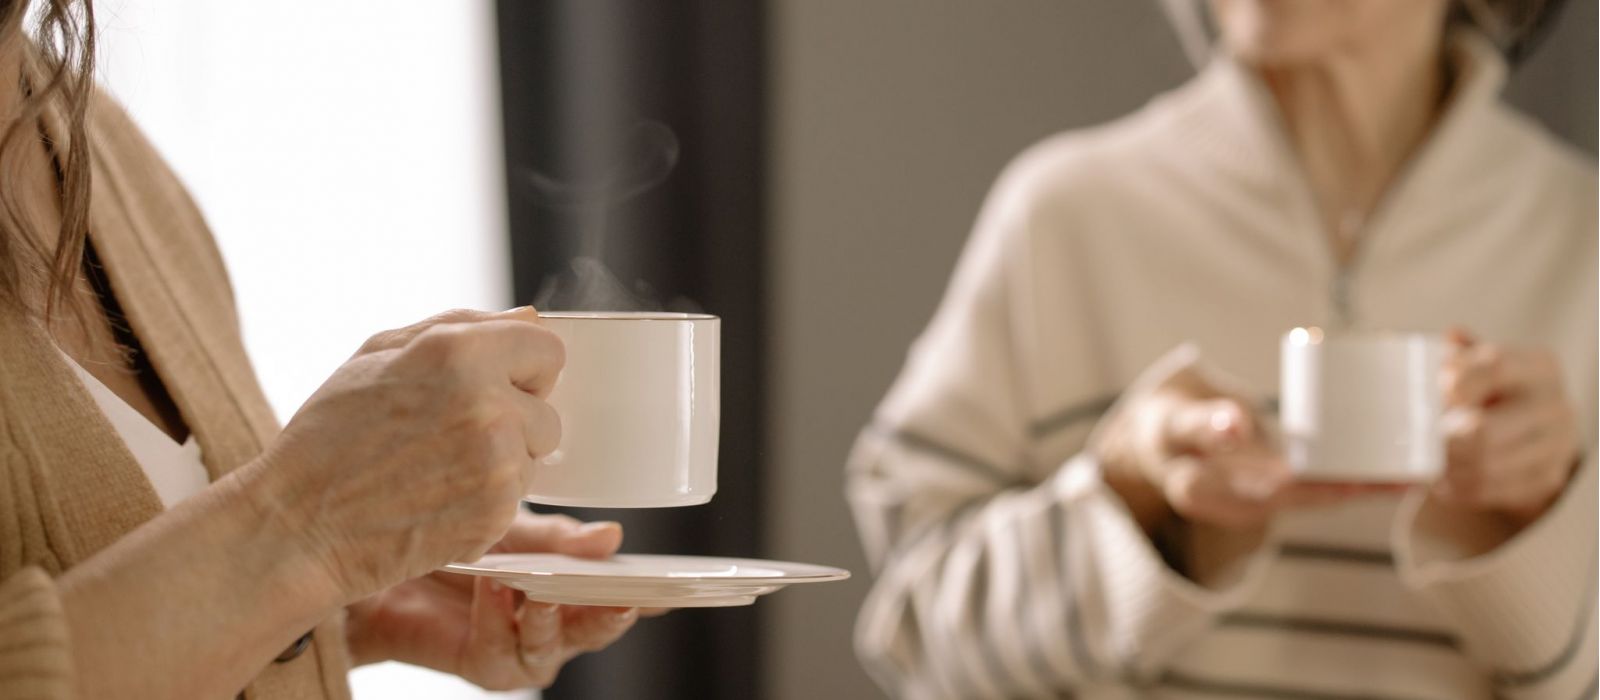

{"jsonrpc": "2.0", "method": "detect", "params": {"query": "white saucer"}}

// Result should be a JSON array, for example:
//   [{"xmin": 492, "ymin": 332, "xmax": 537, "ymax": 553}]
[{"xmin": 442, "ymin": 554, "xmax": 850, "ymax": 607}]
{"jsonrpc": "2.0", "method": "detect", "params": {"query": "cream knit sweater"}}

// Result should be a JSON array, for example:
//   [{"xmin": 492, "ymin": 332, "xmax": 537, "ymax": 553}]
[{"xmin": 848, "ymin": 33, "xmax": 1597, "ymax": 700}]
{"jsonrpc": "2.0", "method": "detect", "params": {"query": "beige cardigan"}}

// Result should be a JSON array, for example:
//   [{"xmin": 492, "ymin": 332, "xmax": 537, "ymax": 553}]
[{"xmin": 0, "ymin": 78, "xmax": 352, "ymax": 698}]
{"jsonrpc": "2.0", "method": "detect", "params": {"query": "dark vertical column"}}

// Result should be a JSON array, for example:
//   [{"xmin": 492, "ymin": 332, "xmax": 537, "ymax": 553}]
[{"xmin": 495, "ymin": 3, "xmax": 766, "ymax": 699}]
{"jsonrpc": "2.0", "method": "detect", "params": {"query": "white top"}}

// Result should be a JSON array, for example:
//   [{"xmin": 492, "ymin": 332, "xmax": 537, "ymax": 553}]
[
  {"xmin": 849, "ymin": 31, "xmax": 1596, "ymax": 700},
  {"xmin": 63, "ymin": 354, "xmax": 209, "ymax": 509}
]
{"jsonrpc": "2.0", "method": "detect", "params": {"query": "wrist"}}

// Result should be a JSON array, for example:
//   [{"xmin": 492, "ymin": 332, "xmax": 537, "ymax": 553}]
[
  {"xmin": 1100, "ymin": 459, "xmax": 1172, "ymax": 535},
  {"xmin": 231, "ymin": 454, "xmax": 351, "ymax": 608}
]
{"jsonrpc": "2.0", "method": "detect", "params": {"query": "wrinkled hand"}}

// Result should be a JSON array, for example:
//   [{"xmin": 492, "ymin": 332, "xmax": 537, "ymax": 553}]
[
  {"xmin": 1432, "ymin": 329, "xmax": 1579, "ymax": 530},
  {"xmin": 249, "ymin": 308, "xmax": 564, "ymax": 603},
  {"xmin": 1097, "ymin": 346, "xmax": 1397, "ymax": 533},
  {"xmin": 346, "ymin": 513, "xmax": 647, "ymax": 690}
]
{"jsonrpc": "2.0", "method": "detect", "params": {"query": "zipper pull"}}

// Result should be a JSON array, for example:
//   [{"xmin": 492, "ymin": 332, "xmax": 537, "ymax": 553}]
[{"xmin": 1331, "ymin": 267, "xmax": 1354, "ymax": 328}]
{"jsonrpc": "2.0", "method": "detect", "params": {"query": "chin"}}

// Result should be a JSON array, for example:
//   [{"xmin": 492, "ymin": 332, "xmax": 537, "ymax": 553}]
[
  {"xmin": 1211, "ymin": 0, "xmax": 1347, "ymax": 66},
  {"xmin": 1225, "ymin": 37, "xmax": 1334, "ymax": 66}
]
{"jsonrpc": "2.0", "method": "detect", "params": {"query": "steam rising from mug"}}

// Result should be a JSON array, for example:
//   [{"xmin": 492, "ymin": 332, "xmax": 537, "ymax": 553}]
[{"xmin": 520, "ymin": 121, "xmax": 687, "ymax": 312}]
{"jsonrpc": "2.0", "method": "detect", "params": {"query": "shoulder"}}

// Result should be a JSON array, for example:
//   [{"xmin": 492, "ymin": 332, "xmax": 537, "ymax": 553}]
[
  {"xmin": 86, "ymin": 88, "xmax": 190, "ymax": 196},
  {"xmin": 84, "ymin": 87, "xmax": 238, "ymax": 304},
  {"xmin": 1480, "ymin": 105, "xmax": 1598, "ymax": 266},
  {"xmin": 980, "ymin": 101, "xmax": 1181, "ymax": 233},
  {"xmin": 1480, "ymin": 104, "xmax": 1597, "ymax": 205}
]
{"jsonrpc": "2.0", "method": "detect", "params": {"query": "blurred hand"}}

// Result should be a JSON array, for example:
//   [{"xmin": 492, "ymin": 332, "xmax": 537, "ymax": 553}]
[
  {"xmin": 346, "ymin": 513, "xmax": 646, "ymax": 690},
  {"xmin": 1432, "ymin": 328, "xmax": 1579, "ymax": 529},
  {"xmin": 245, "ymin": 308, "xmax": 565, "ymax": 602},
  {"xmin": 1097, "ymin": 346, "xmax": 1396, "ymax": 533}
]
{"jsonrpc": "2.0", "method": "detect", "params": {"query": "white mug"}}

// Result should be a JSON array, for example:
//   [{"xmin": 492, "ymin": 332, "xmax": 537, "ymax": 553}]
[
  {"xmin": 526, "ymin": 312, "xmax": 720, "ymax": 507},
  {"xmin": 1279, "ymin": 328, "xmax": 1445, "ymax": 482}
]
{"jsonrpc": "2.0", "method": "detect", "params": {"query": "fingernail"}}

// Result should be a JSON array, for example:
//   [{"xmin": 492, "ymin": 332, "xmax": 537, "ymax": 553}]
[
  {"xmin": 1210, "ymin": 408, "xmax": 1235, "ymax": 433},
  {"xmin": 528, "ymin": 601, "xmax": 558, "ymax": 616},
  {"xmin": 578, "ymin": 521, "xmax": 622, "ymax": 535},
  {"xmin": 489, "ymin": 580, "xmax": 505, "ymax": 593},
  {"xmin": 611, "ymin": 608, "xmax": 639, "ymax": 623},
  {"xmin": 1209, "ymin": 409, "xmax": 1243, "ymax": 449}
]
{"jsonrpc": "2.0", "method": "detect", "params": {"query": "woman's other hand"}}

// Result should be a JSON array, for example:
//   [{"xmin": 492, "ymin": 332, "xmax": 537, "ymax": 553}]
[
  {"xmin": 244, "ymin": 307, "xmax": 565, "ymax": 603},
  {"xmin": 1433, "ymin": 328, "xmax": 1580, "ymax": 530},
  {"xmin": 346, "ymin": 513, "xmax": 647, "ymax": 690},
  {"xmin": 1097, "ymin": 346, "xmax": 1391, "ymax": 534}
]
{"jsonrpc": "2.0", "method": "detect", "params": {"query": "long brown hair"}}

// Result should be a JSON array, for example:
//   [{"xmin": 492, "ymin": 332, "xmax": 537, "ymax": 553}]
[{"xmin": 0, "ymin": 0, "xmax": 95, "ymax": 323}]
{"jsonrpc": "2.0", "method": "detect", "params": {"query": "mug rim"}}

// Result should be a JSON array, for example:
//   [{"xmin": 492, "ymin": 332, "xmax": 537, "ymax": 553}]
[
  {"xmin": 539, "ymin": 311, "xmax": 719, "ymax": 321},
  {"xmin": 1283, "ymin": 327, "xmax": 1441, "ymax": 347}
]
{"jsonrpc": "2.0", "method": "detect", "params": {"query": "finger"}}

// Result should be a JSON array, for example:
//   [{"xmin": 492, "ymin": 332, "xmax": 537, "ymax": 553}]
[
  {"xmin": 406, "ymin": 320, "xmax": 566, "ymax": 399},
  {"xmin": 461, "ymin": 577, "xmax": 525, "ymax": 690},
  {"xmin": 356, "ymin": 307, "xmax": 534, "ymax": 357},
  {"xmin": 638, "ymin": 607, "xmax": 672, "ymax": 618},
  {"xmin": 1489, "ymin": 351, "xmax": 1561, "ymax": 402},
  {"xmin": 471, "ymin": 320, "xmax": 568, "ymax": 398},
  {"xmin": 514, "ymin": 392, "xmax": 563, "ymax": 459},
  {"xmin": 1441, "ymin": 406, "xmax": 1487, "ymax": 491},
  {"xmin": 1445, "ymin": 326, "xmax": 1477, "ymax": 349},
  {"xmin": 496, "ymin": 512, "xmax": 625, "ymax": 559},
  {"xmin": 1443, "ymin": 344, "xmax": 1501, "ymax": 407},
  {"xmin": 1477, "ymin": 432, "xmax": 1573, "ymax": 508},
  {"xmin": 1479, "ymin": 397, "xmax": 1565, "ymax": 453},
  {"xmin": 515, "ymin": 600, "xmax": 563, "ymax": 685},
  {"xmin": 560, "ymin": 606, "xmax": 639, "ymax": 654},
  {"xmin": 1436, "ymin": 412, "xmax": 1516, "ymax": 506},
  {"xmin": 1206, "ymin": 447, "xmax": 1292, "ymax": 500},
  {"xmin": 1445, "ymin": 346, "xmax": 1555, "ymax": 408},
  {"xmin": 1163, "ymin": 457, "xmax": 1279, "ymax": 530},
  {"xmin": 1163, "ymin": 398, "xmax": 1255, "ymax": 456}
]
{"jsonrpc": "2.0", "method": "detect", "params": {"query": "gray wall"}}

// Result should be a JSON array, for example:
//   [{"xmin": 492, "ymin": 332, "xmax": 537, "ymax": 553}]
[{"xmin": 763, "ymin": 3, "xmax": 1596, "ymax": 699}]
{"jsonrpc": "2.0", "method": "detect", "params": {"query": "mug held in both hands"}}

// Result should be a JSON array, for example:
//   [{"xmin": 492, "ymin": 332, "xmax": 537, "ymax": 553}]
[{"xmin": 1280, "ymin": 328, "xmax": 1446, "ymax": 483}]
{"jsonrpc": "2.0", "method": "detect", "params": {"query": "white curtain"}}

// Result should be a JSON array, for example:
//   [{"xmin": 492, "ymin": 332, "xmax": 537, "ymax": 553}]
[{"xmin": 95, "ymin": 1, "xmax": 521, "ymax": 698}]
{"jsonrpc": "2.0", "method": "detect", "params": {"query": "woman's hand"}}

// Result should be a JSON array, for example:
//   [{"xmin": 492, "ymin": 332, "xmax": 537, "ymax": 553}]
[
  {"xmin": 1432, "ymin": 329, "xmax": 1580, "ymax": 530},
  {"xmin": 1097, "ymin": 346, "xmax": 1390, "ymax": 533},
  {"xmin": 244, "ymin": 308, "xmax": 565, "ymax": 604},
  {"xmin": 346, "ymin": 513, "xmax": 645, "ymax": 690}
]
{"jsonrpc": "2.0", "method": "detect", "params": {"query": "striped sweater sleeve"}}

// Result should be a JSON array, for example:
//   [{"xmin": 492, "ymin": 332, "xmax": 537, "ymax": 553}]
[
  {"xmin": 0, "ymin": 567, "xmax": 72, "ymax": 700},
  {"xmin": 846, "ymin": 178, "xmax": 1268, "ymax": 698},
  {"xmin": 1395, "ymin": 454, "xmax": 1598, "ymax": 700}
]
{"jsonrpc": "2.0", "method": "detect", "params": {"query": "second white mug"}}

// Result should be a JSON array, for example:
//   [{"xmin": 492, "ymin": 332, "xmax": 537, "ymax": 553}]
[{"xmin": 1279, "ymin": 328, "xmax": 1446, "ymax": 483}]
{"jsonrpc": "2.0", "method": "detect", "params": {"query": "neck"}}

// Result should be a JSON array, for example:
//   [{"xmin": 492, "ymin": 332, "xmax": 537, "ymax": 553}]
[{"xmin": 1256, "ymin": 23, "xmax": 1448, "ymax": 257}]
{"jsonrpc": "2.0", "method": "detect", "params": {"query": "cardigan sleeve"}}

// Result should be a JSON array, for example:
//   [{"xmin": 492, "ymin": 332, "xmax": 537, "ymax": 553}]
[
  {"xmin": 1395, "ymin": 454, "xmax": 1597, "ymax": 700},
  {"xmin": 0, "ymin": 567, "xmax": 72, "ymax": 700},
  {"xmin": 846, "ymin": 170, "xmax": 1272, "ymax": 698}
]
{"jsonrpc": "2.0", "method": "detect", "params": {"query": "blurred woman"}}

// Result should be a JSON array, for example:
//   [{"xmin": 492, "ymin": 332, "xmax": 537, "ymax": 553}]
[
  {"xmin": 0, "ymin": 1, "xmax": 638, "ymax": 697},
  {"xmin": 849, "ymin": 1, "xmax": 1595, "ymax": 697}
]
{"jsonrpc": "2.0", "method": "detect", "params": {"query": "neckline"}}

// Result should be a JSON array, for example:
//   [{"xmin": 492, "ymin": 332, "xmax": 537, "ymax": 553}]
[{"xmin": 60, "ymin": 349, "xmax": 196, "ymax": 452}]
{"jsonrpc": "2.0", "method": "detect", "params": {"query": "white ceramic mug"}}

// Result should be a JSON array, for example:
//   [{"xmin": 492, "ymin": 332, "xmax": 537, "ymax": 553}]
[
  {"xmin": 526, "ymin": 312, "xmax": 720, "ymax": 507},
  {"xmin": 1279, "ymin": 328, "xmax": 1446, "ymax": 482}
]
